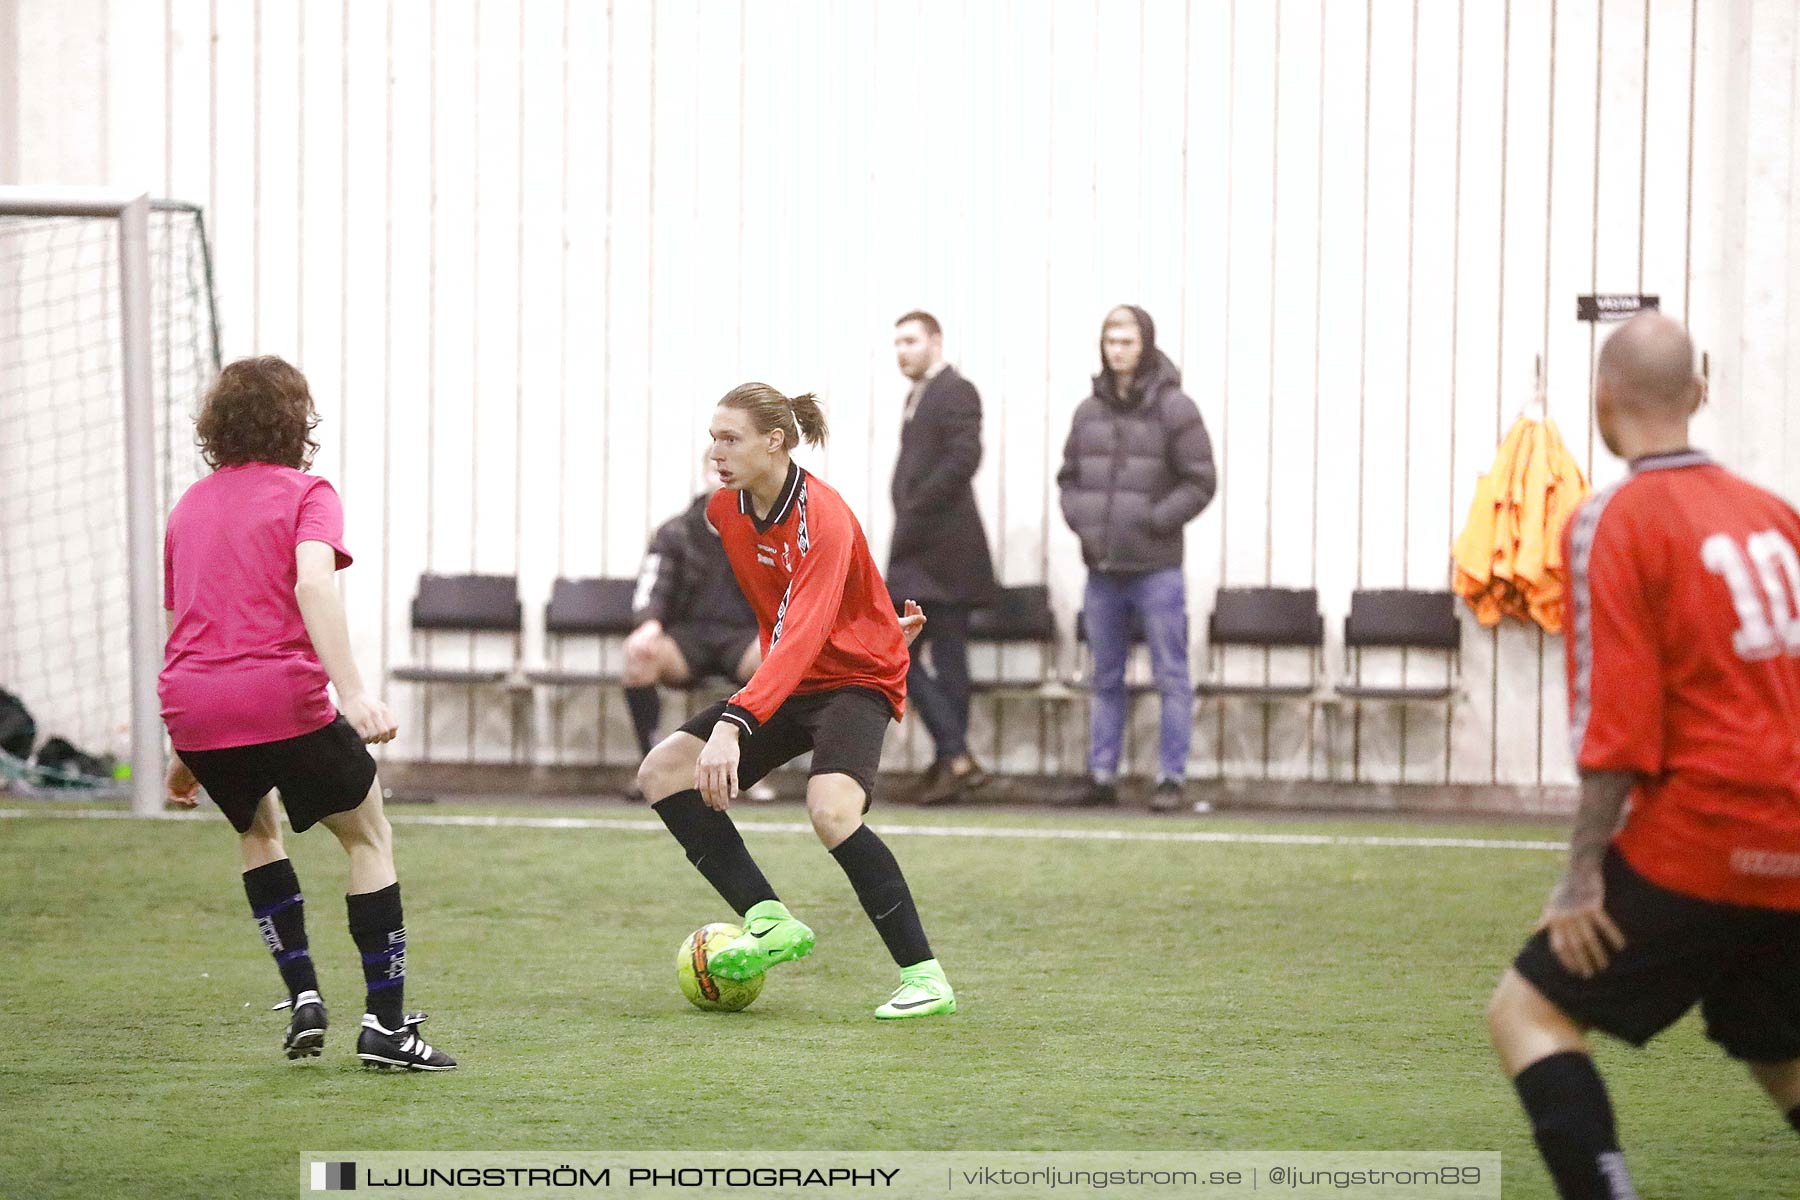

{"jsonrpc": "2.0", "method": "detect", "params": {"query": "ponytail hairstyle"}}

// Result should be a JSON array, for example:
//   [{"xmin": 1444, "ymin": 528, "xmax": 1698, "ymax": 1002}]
[{"xmin": 717, "ymin": 382, "xmax": 829, "ymax": 451}]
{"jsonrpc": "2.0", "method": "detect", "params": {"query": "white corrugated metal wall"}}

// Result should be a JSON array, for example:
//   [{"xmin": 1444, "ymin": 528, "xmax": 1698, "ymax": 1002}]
[{"xmin": 7, "ymin": 0, "xmax": 1800, "ymax": 789}]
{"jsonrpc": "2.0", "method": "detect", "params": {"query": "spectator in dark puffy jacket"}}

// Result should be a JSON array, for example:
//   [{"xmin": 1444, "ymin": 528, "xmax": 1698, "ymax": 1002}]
[
  {"xmin": 1056, "ymin": 305, "xmax": 1216, "ymax": 811},
  {"xmin": 623, "ymin": 467, "xmax": 762, "ymax": 760}
]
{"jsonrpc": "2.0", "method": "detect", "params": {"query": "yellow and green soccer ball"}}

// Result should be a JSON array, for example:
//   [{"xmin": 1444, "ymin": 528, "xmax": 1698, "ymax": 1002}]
[{"xmin": 676, "ymin": 922, "xmax": 765, "ymax": 1012}]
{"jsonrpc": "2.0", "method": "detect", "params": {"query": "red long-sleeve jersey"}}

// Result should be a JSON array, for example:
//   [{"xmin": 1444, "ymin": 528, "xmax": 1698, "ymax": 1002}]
[
  {"xmin": 1564, "ymin": 450, "xmax": 1800, "ymax": 910},
  {"xmin": 711, "ymin": 462, "xmax": 908, "ymax": 735}
]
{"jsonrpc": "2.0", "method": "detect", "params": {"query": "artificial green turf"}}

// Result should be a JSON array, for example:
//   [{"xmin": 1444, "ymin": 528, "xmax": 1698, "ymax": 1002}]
[{"xmin": 1, "ymin": 805, "xmax": 1789, "ymax": 1198}]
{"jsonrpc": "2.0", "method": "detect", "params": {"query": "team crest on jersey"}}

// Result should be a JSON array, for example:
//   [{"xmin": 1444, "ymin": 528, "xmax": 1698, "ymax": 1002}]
[{"xmin": 781, "ymin": 543, "xmax": 793, "ymax": 573}]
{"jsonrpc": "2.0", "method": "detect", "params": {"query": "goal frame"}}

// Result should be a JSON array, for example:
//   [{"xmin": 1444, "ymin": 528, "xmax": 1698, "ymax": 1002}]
[{"xmin": 2, "ymin": 187, "xmax": 167, "ymax": 815}]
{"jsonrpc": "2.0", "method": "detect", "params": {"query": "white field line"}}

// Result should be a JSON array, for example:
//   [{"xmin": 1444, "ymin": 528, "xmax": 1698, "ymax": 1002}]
[{"xmin": 0, "ymin": 807, "xmax": 1566, "ymax": 852}]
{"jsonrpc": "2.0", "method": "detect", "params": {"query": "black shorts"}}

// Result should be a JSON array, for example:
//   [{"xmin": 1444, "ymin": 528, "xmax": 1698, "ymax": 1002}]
[
  {"xmin": 1514, "ymin": 848, "xmax": 1800, "ymax": 1062},
  {"xmin": 179, "ymin": 716, "xmax": 378, "ymax": 835},
  {"xmin": 678, "ymin": 686, "xmax": 893, "ymax": 808},
  {"xmin": 667, "ymin": 623, "xmax": 758, "ymax": 682}
]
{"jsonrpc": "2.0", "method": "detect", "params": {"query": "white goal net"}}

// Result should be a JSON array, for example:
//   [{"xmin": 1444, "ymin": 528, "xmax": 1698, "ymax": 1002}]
[{"xmin": 0, "ymin": 191, "xmax": 220, "ymax": 811}]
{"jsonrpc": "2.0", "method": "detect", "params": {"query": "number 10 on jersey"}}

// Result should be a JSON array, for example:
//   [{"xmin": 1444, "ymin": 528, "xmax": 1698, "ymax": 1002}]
[{"xmin": 1703, "ymin": 530, "xmax": 1800, "ymax": 660}]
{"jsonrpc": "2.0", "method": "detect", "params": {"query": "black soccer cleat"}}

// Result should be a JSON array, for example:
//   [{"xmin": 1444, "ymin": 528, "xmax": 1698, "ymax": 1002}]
[
  {"xmin": 281, "ymin": 991, "xmax": 328, "ymax": 1059},
  {"xmin": 357, "ymin": 1012, "xmax": 457, "ymax": 1072}
]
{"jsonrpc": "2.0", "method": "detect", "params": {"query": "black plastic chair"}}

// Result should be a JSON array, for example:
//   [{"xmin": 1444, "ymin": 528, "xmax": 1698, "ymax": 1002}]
[
  {"xmin": 1325, "ymin": 588, "xmax": 1464, "ymax": 782},
  {"xmin": 388, "ymin": 573, "xmax": 527, "ymax": 762},
  {"xmin": 1195, "ymin": 586, "xmax": 1324, "ymax": 699},
  {"xmin": 965, "ymin": 584, "xmax": 1071, "ymax": 700},
  {"xmin": 526, "ymin": 577, "xmax": 640, "ymax": 687},
  {"xmin": 1336, "ymin": 589, "xmax": 1461, "ymax": 702},
  {"xmin": 390, "ymin": 574, "xmax": 523, "ymax": 685},
  {"xmin": 969, "ymin": 584, "xmax": 1057, "ymax": 643}
]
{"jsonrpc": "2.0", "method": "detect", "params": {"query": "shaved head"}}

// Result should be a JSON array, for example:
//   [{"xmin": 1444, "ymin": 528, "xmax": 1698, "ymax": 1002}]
[{"xmin": 1597, "ymin": 311, "xmax": 1698, "ymax": 413}]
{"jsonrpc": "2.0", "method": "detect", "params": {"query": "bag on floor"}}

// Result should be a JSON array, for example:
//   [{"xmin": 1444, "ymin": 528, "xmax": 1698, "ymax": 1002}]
[{"xmin": 0, "ymin": 689, "xmax": 36, "ymax": 759}]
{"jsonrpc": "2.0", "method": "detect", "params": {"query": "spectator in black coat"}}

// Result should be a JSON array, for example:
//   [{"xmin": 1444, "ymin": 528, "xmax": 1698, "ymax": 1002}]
[{"xmin": 887, "ymin": 311, "xmax": 998, "ymax": 805}]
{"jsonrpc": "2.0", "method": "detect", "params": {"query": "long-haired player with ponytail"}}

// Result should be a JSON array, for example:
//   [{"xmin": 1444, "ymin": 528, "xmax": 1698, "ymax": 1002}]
[{"xmin": 636, "ymin": 382, "xmax": 955, "ymax": 1019}]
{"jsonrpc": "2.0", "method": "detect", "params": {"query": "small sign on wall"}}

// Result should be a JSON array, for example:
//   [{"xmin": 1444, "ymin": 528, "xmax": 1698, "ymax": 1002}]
[{"xmin": 1576, "ymin": 294, "xmax": 1660, "ymax": 323}]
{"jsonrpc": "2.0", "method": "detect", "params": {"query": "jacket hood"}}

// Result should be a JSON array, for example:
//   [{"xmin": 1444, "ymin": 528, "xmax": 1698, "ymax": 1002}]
[{"xmin": 1095, "ymin": 305, "xmax": 1180, "ymax": 407}]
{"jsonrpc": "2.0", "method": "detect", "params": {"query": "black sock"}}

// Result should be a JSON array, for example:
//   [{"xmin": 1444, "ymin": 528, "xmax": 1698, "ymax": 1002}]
[
  {"xmin": 828, "ymin": 824, "xmax": 933, "ymax": 968},
  {"xmin": 346, "ymin": 883, "xmax": 406, "ymax": 1030},
  {"xmin": 243, "ymin": 860, "xmax": 319, "ymax": 1001},
  {"xmin": 1788, "ymin": 1104, "xmax": 1800, "ymax": 1135},
  {"xmin": 651, "ymin": 790, "xmax": 778, "ymax": 915},
  {"xmin": 1513, "ymin": 1051, "xmax": 1635, "ymax": 1200},
  {"xmin": 625, "ymin": 686, "xmax": 662, "ymax": 756}
]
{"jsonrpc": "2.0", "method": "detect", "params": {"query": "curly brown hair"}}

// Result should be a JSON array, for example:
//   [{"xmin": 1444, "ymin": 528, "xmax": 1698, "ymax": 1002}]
[{"xmin": 195, "ymin": 355, "xmax": 321, "ymax": 470}]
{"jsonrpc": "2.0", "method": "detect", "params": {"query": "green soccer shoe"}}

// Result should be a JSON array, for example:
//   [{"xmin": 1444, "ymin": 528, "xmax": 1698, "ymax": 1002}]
[
  {"xmin": 874, "ymin": 959, "xmax": 957, "ymax": 1019},
  {"xmin": 706, "ymin": 900, "xmax": 816, "ymax": 981}
]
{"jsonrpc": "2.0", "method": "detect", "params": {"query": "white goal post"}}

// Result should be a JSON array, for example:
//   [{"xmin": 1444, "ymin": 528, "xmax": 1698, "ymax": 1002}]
[{"xmin": 0, "ymin": 188, "xmax": 218, "ymax": 815}]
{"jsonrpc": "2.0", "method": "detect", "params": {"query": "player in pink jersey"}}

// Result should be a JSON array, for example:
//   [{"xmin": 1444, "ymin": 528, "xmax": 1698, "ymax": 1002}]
[
  {"xmin": 161, "ymin": 356, "xmax": 453, "ymax": 1071},
  {"xmin": 1487, "ymin": 314, "xmax": 1800, "ymax": 1197}
]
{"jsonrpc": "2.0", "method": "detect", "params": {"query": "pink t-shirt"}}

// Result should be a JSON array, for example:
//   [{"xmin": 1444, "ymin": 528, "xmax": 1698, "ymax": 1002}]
[{"xmin": 159, "ymin": 463, "xmax": 352, "ymax": 751}]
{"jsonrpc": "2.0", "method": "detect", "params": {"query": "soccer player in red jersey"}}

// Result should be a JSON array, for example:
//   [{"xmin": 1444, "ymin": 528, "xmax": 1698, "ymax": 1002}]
[
  {"xmin": 635, "ymin": 382, "xmax": 956, "ymax": 1019},
  {"xmin": 1487, "ymin": 313, "xmax": 1800, "ymax": 1197},
  {"xmin": 161, "ymin": 357, "xmax": 454, "ymax": 1071}
]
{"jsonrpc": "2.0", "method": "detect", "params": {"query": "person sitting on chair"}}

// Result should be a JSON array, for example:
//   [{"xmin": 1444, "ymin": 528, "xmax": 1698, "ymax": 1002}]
[{"xmin": 622, "ymin": 462, "xmax": 763, "ymax": 767}]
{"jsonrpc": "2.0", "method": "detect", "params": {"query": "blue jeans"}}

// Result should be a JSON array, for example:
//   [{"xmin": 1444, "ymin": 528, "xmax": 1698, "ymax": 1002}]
[{"xmin": 1085, "ymin": 567, "xmax": 1192, "ymax": 783}]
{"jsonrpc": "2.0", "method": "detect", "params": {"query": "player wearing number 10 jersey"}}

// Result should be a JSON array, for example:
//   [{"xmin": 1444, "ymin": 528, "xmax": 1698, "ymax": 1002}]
[{"xmin": 1487, "ymin": 313, "xmax": 1800, "ymax": 1200}]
